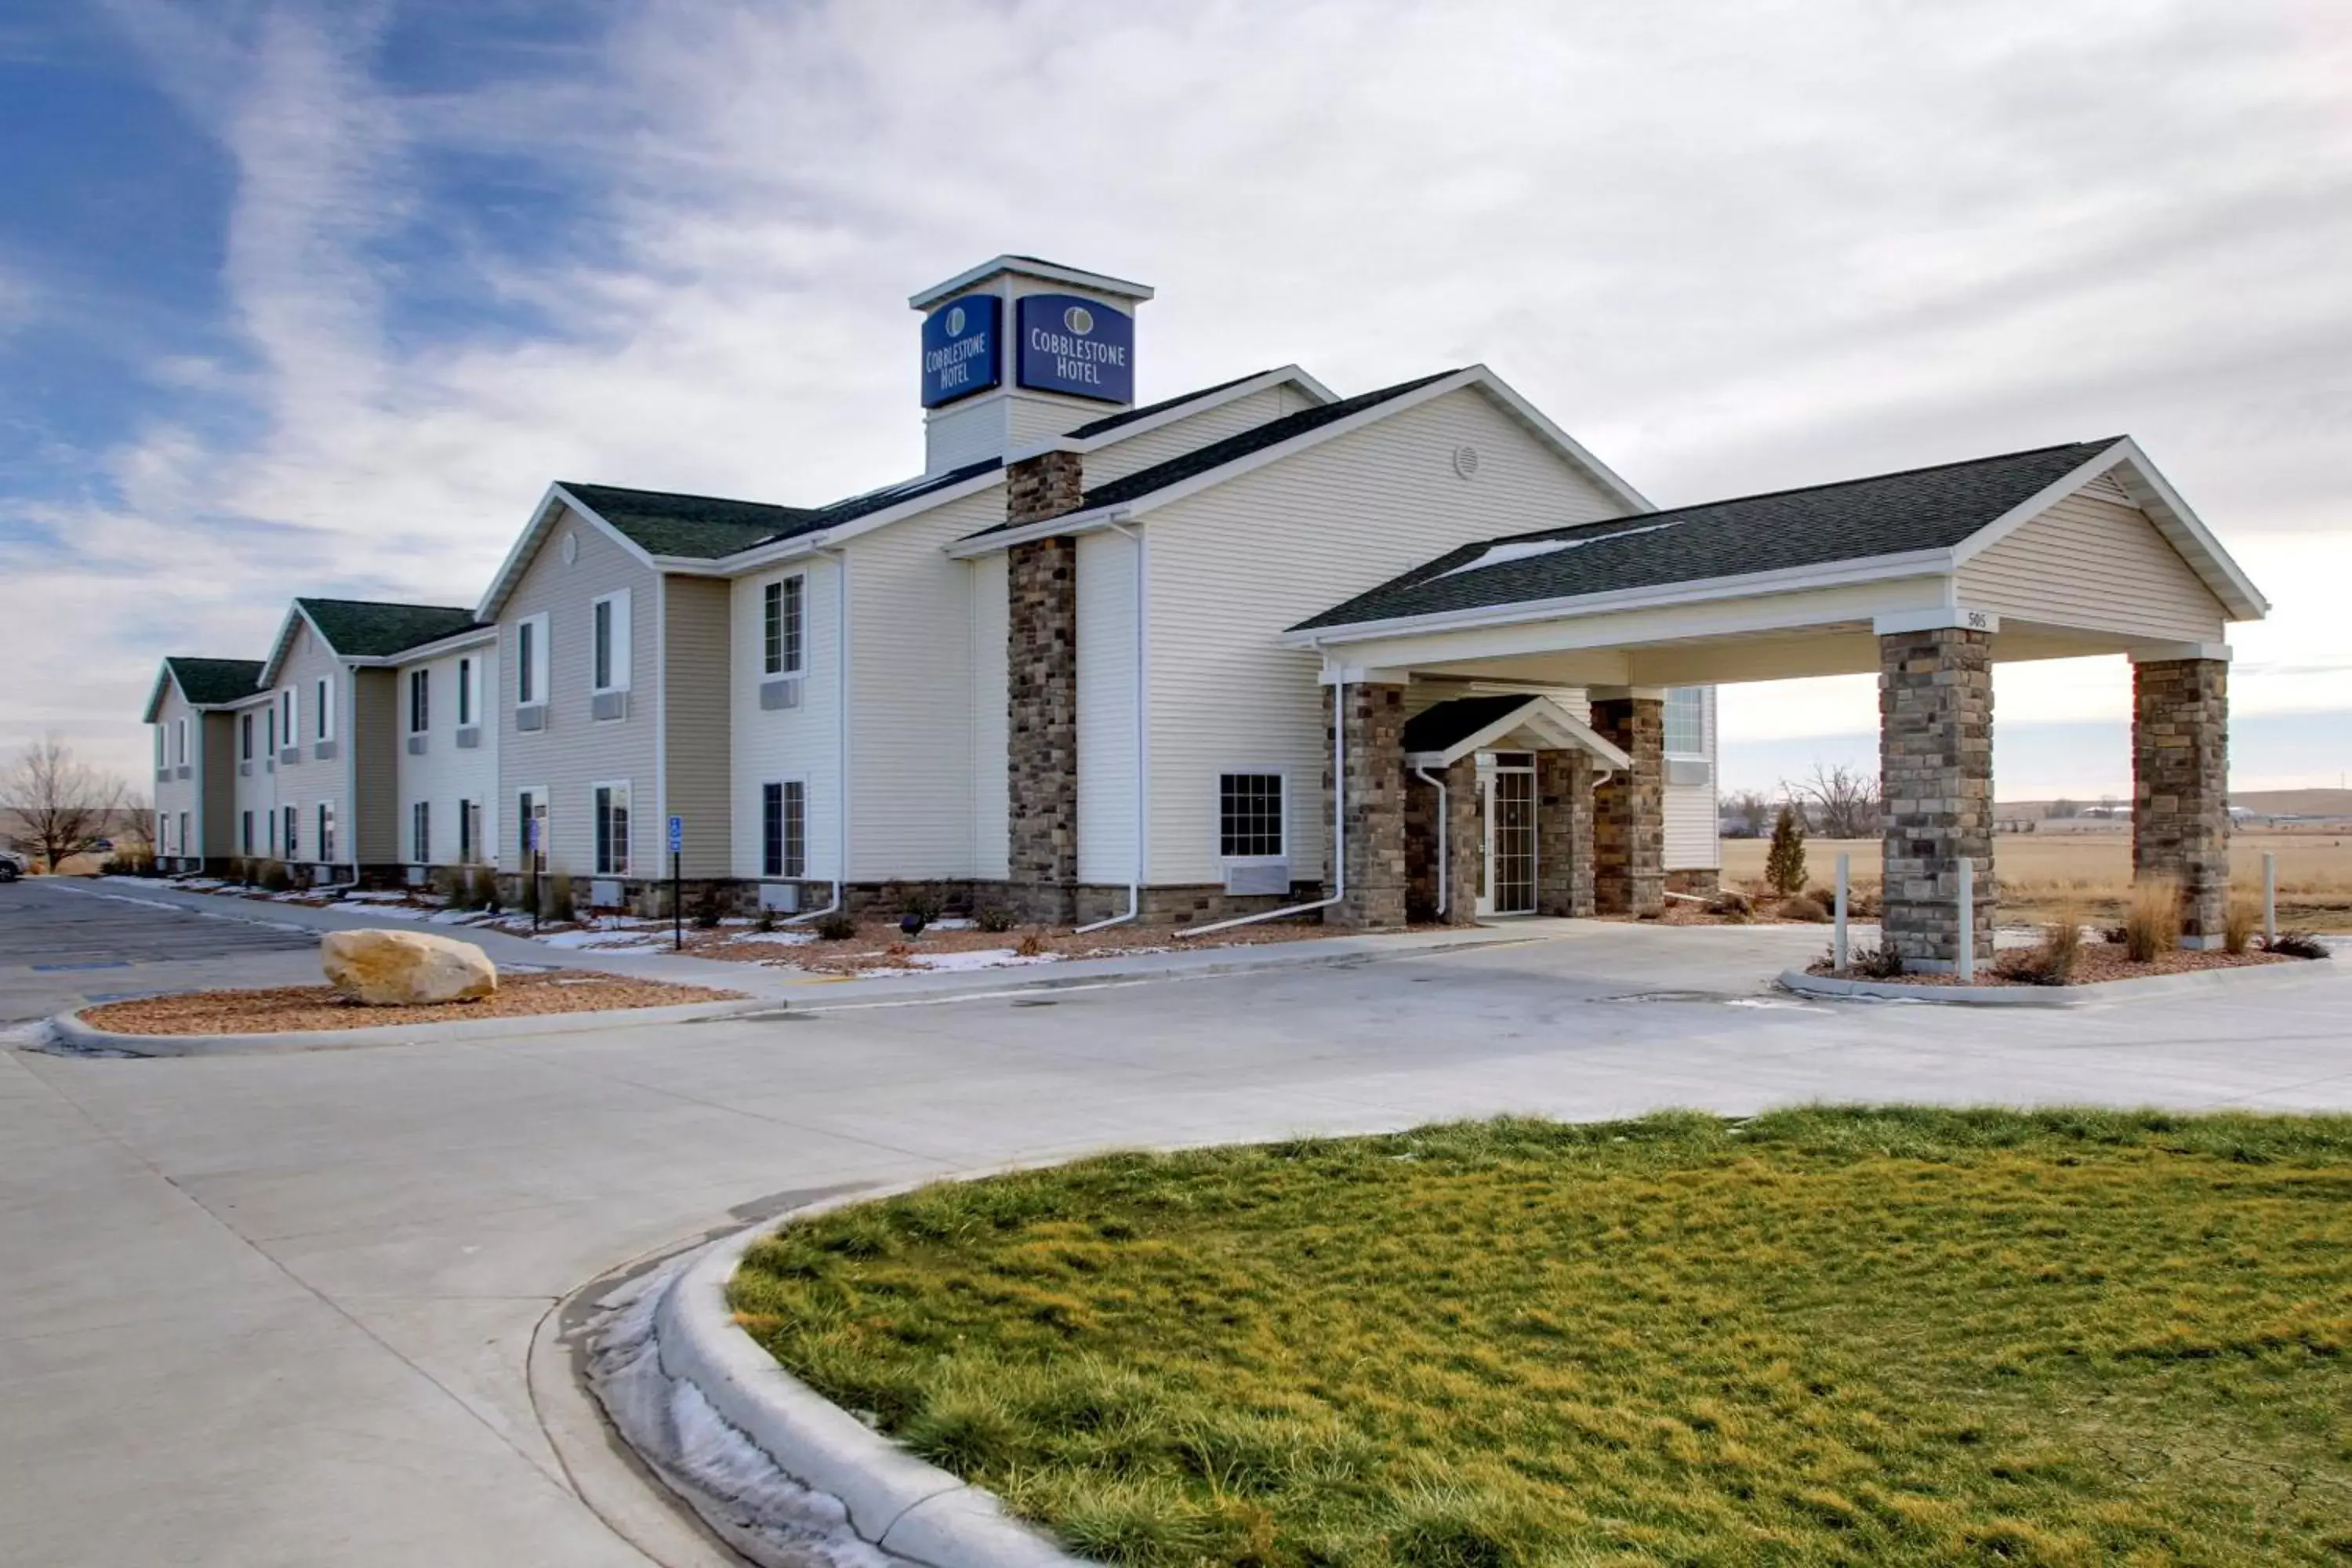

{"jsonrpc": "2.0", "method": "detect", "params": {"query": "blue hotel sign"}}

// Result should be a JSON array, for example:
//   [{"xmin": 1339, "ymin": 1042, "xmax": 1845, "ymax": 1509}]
[
  {"xmin": 920, "ymin": 293, "xmax": 1000, "ymax": 408},
  {"xmin": 1016, "ymin": 292, "xmax": 1133, "ymax": 404}
]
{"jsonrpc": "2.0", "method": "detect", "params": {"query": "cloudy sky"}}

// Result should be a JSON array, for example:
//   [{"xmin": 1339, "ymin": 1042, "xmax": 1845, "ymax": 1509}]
[{"xmin": 3, "ymin": 0, "xmax": 2347, "ymax": 797}]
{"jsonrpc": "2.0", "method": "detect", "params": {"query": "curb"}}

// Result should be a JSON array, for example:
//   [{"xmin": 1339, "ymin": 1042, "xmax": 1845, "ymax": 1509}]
[
  {"xmin": 49, "ymin": 995, "xmax": 771, "ymax": 1056},
  {"xmin": 652, "ymin": 1194, "xmax": 1087, "ymax": 1566},
  {"xmin": 1777, "ymin": 956, "xmax": 2331, "ymax": 1007}
]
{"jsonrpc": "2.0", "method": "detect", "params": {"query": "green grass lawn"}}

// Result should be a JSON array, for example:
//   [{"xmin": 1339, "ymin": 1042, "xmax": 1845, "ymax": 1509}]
[{"xmin": 729, "ymin": 1109, "xmax": 2352, "ymax": 1566}]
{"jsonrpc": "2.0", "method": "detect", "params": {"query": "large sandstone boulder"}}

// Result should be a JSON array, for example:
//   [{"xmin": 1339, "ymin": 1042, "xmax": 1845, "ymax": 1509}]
[{"xmin": 321, "ymin": 929, "xmax": 497, "ymax": 1006}]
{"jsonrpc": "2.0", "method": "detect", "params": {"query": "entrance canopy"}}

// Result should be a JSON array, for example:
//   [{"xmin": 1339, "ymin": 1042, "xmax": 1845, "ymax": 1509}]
[
  {"xmin": 1401, "ymin": 694, "xmax": 1630, "ymax": 771},
  {"xmin": 1282, "ymin": 436, "xmax": 2267, "ymax": 686}
]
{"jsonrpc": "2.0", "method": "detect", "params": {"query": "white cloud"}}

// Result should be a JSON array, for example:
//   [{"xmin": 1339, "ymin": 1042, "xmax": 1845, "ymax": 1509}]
[{"xmin": 8, "ymin": 0, "xmax": 2352, "ymax": 788}]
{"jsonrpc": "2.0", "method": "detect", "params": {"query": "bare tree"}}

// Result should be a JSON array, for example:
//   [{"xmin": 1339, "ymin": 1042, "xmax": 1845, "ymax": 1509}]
[
  {"xmin": 1785, "ymin": 762, "xmax": 1881, "ymax": 840},
  {"xmin": 1, "ymin": 737, "xmax": 130, "ymax": 873},
  {"xmin": 1720, "ymin": 789, "xmax": 1773, "ymax": 838}
]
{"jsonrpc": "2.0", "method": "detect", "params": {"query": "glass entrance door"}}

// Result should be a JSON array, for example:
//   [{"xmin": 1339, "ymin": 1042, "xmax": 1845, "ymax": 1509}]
[{"xmin": 1486, "ymin": 753, "xmax": 1537, "ymax": 916}]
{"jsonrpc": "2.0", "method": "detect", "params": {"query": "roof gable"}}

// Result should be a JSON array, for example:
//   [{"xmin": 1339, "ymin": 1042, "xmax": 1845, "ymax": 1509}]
[
  {"xmin": 166, "ymin": 656, "xmax": 264, "ymax": 706},
  {"xmin": 1401, "ymin": 694, "xmax": 1630, "ymax": 769},
  {"xmin": 1291, "ymin": 438, "xmax": 2125, "ymax": 633}
]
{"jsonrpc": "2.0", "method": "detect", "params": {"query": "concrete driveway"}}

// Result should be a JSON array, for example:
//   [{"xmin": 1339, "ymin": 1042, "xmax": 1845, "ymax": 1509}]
[{"xmin": 5, "ymin": 898, "xmax": 2349, "ymax": 1565}]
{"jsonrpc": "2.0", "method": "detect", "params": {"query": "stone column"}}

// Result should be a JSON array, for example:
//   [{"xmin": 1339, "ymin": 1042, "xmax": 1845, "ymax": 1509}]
[
  {"xmin": 1323, "ymin": 681, "xmax": 1408, "ymax": 930},
  {"xmin": 1592, "ymin": 697, "xmax": 1664, "ymax": 916},
  {"xmin": 1405, "ymin": 757, "xmax": 1478, "ymax": 926},
  {"xmin": 1004, "ymin": 449, "xmax": 1086, "ymax": 925},
  {"xmin": 1878, "ymin": 627, "xmax": 1994, "ymax": 970},
  {"xmin": 2132, "ymin": 655, "xmax": 2230, "ymax": 946},
  {"xmin": 1536, "ymin": 749, "xmax": 1595, "ymax": 917}
]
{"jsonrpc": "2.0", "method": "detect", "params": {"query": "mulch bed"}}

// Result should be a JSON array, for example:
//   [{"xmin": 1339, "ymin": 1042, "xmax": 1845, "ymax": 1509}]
[
  {"xmin": 79, "ymin": 970, "xmax": 744, "ymax": 1036},
  {"xmin": 685, "ymin": 916, "xmax": 1334, "ymax": 975},
  {"xmin": 1809, "ymin": 942, "xmax": 2299, "ymax": 987}
]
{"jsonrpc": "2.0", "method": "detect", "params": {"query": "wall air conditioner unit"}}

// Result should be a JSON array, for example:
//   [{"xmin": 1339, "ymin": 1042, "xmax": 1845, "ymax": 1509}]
[
  {"xmin": 1224, "ymin": 861, "xmax": 1290, "ymax": 897},
  {"xmin": 406, "ymin": 735, "xmax": 426, "ymax": 756},
  {"xmin": 455, "ymin": 726, "xmax": 481, "ymax": 750},
  {"xmin": 759, "ymin": 677, "xmax": 802, "ymax": 711},
  {"xmin": 590, "ymin": 878, "xmax": 623, "ymax": 909},
  {"xmin": 516, "ymin": 704, "xmax": 546, "ymax": 732},
  {"xmin": 1666, "ymin": 757, "xmax": 1712, "ymax": 786},
  {"xmin": 590, "ymin": 691, "xmax": 628, "ymax": 721},
  {"xmin": 758, "ymin": 882, "xmax": 800, "ymax": 913}
]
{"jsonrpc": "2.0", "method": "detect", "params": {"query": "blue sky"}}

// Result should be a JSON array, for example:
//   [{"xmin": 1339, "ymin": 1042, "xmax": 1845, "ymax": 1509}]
[{"xmin": 4, "ymin": 0, "xmax": 2350, "ymax": 793}]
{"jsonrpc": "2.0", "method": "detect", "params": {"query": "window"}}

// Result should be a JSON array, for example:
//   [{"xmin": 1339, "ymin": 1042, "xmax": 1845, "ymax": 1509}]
[
  {"xmin": 240, "ymin": 712, "xmax": 253, "ymax": 761},
  {"xmin": 174, "ymin": 717, "xmax": 188, "ymax": 766},
  {"xmin": 281, "ymin": 687, "xmax": 296, "ymax": 749},
  {"xmin": 282, "ymin": 805, "xmax": 298, "ymax": 860},
  {"xmin": 177, "ymin": 811, "xmax": 189, "ymax": 856},
  {"xmin": 268, "ymin": 808, "xmax": 279, "ymax": 857},
  {"xmin": 412, "ymin": 800, "xmax": 431, "ymax": 864},
  {"xmin": 763, "ymin": 576, "xmax": 804, "ymax": 677},
  {"xmin": 516, "ymin": 615, "xmax": 549, "ymax": 706},
  {"xmin": 457, "ymin": 656, "xmax": 475, "ymax": 726},
  {"xmin": 153, "ymin": 728, "xmax": 164, "ymax": 768},
  {"xmin": 267, "ymin": 704, "xmax": 277, "ymax": 755},
  {"xmin": 591, "ymin": 592, "xmax": 631, "ymax": 691},
  {"xmin": 408, "ymin": 669, "xmax": 430, "ymax": 734},
  {"xmin": 458, "ymin": 799, "xmax": 479, "ymax": 863},
  {"xmin": 1664, "ymin": 687, "xmax": 1705, "ymax": 757},
  {"xmin": 593, "ymin": 783, "xmax": 630, "ymax": 876},
  {"xmin": 315, "ymin": 678, "xmax": 332, "ymax": 741},
  {"xmin": 318, "ymin": 802, "xmax": 336, "ymax": 862},
  {"xmin": 240, "ymin": 811, "xmax": 254, "ymax": 855},
  {"xmin": 762, "ymin": 781, "xmax": 806, "ymax": 878},
  {"xmin": 1218, "ymin": 773, "xmax": 1285, "ymax": 859},
  {"xmin": 517, "ymin": 791, "xmax": 539, "ymax": 861}
]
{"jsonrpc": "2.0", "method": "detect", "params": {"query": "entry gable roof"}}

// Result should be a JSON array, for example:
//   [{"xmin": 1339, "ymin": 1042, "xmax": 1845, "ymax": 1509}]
[
  {"xmin": 949, "ymin": 365, "xmax": 1652, "ymax": 552},
  {"xmin": 1288, "ymin": 436, "xmax": 2266, "ymax": 635},
  {"xmin": 143, "ymin": 657, "xmax": 265, "ymax": 722},
  {"xmin": 1401, "ymin": 694, "xmax": 1632, "ymax": 770}
]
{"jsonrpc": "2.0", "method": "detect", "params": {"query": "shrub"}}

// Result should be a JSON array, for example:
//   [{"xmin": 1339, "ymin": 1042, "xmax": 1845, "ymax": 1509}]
[
  {"xmin": 463, "ymin": 864, "xmax": 498, "ymax": 912},
  {"xmin": 2223, "ymin": 895, "xmax": 2259, "ymax": 955},
  {"xmin": 1839, "ymin": 942, "xmax": 1904, "ymax": 978},
  {"xmin": 976, "ymin": 906, "xmax": 1018, "ymax": 934},
  {"xmin": 259, "ymin": 859, "xmax": 292, "ymax": 893},
  {"xmin": 2265, "ymin": 930, "xmax": 2330, "ymax": 960},
  {"xmin": 755, "ymin": 906, "xmax": 779, "ymax": 933},
  {"xmin": 815, "ymin": 911, "xmax": 858, "ymax": 942},
  {"xmin": 1017, "ymin": 932, "xmax": 1046, "ymax": 958},
  {"xmin": 692, "ymin": 890, "xmax": 724, "ymax": 929},
  {"xmin": 2001, "ymin": 915, "xmax": 2082, "ymax": 985},
  {"xmin": 899, "ymin": 886, "xmax": 943, "ymax": 924},
  {"xmin": 1780, "ymin": 894, "xmax": 1831, "ymax": 924},
  {"xmin": 2123, "ymin": 878, "xmax": 2180, "ymax": 963},
  {"xmin": 541, "ymin": 871, "xmax": 576, "ymax": 924},
  {"xmin": 1764, "ymin": 804, "xmax": 1807, "ymax": 896}
]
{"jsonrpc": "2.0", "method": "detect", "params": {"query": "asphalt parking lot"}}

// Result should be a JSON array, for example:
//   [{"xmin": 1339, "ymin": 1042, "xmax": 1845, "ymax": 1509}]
[{"xmin": 0, "ymin": 878, "xmax": 320, "ymax": 1023}]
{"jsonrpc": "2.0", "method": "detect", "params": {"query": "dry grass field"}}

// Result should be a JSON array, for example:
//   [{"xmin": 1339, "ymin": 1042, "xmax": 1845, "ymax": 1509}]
[{"xmin": 1723, "ymin": 829, "xmax": 2352, "ymax": 928}]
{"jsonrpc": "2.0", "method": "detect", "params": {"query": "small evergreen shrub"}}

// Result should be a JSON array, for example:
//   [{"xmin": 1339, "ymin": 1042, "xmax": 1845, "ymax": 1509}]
[
  {"xmin": 1764, "ymin": 804, "xmax": 1807, "ymax": 897},
  {"xmin": 692, "ymin": 890, "xmax": 724, "ymax": 929},
  {"xmin": 259, "ymin": 860, "xmax": 292, "ymax": 893},
  {"xmin": 755, "ymin": 907, "xmax": 779, "ymax": 933},
  {"xmin": 815, "ymin": 911, "xmax": 858, "ymax": 941},
  {"xmin": 976, "ymin": 906, "xmax": 1018, "ymax": 934}
]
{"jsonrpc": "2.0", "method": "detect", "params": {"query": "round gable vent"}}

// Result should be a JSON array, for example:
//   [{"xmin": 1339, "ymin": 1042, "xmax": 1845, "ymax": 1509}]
[
  {"xmin": 1452, "ymin": 445, "xmax": 1480, "ymax": 479},
  {"xmin": 562, "ymin": 532, "xmax": 579, "ymax": 565}
]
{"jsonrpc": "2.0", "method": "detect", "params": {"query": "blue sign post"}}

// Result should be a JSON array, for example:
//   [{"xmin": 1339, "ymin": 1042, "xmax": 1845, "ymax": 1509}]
[
  {"xmin": 668, "ymin": 815, "xmax": 684, "ymax": 950},
  {"xmin": 1015, "ymin": 292, "xmax": 1134, "ymax": 404},
  {"xmin": 920, "ymin": 293, "xmax": 1001, "ymax": 408}
]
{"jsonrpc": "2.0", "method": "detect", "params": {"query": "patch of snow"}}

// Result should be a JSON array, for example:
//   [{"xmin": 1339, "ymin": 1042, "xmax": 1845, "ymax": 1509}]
[
  {"xmin": 930, "ymin": 916, "xmax": 975, "ymax": 931},
  {"xmin": 427, "ymin": 909, "xmax": 488, "ymax": 925},
  {"xmin": 354, "ymin": 904, "xmax": 434, "ymax": 921},
  {"xmin": 583, "ymin": 1265, "xmax": 894, "ymax": 1568},
  {"xmin": 906, "ymin": 948, "xmax": 1058, "ymax": 972},
  {"xmin": 731, "ymin": 930, "xmax": 817, "ymax": 947},
  {"xmin": 538, "ymin": 929, "xmax": 662, "ymax": 950},
  {"xmin": 343, "ymin": 891, "xmax": 408, "ymax": 903}
]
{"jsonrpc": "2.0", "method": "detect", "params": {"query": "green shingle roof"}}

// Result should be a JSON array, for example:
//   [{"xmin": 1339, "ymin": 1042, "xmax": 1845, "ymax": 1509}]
[
  {"xmin": 297, "ymin": 598, "xmax": 484, "ymax": 657},
  {"xmin": 1292, "ymin": 438, "xmax": 2121, "ymax": 632},
  {"xmin": 560, "ymin": 460, "xmax": 1005, "ymax": 561},
  {"xmin": 165, "ymin": 657, "xmax": 265, "ymax": 705}
]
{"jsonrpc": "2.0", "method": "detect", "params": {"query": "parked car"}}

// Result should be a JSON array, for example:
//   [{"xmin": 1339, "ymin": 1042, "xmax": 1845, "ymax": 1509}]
[{"xmin": 0, "ymin": 851, "xmax": 24, "ymax": 882}]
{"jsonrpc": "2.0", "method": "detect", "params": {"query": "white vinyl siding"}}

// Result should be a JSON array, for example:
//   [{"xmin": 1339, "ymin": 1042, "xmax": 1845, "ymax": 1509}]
[
  {"xmin": 967, "ymin": 552, "xmax": 1011, "ymax": 880},
  {"xmin": 1139, "ymin": 386, "xmax": 1633, "ymax": 884},
  {"xmin": 495, "ymin": 510, "xmax": 657, "ymax": 876},
  {"xmin": 1078, "ymin": 383, "xmax": 1319, "ymax": 485},
  {"xmin": 270, "ymin": 619, "xmax": 350, "ymax": 869},
  {"xmin": 1076, "ymin": 528, "xmax": 1139, "ymax": 884},
  {"xmin": 1662, "ymin": 685, "xmax": 1719, "ymax": 871},
  {"xmin": 729, "ymin": 558, "xmax": 840, "ymax": 880},
  {"xmin": 1958, "ymin": 490, "xmax": 2230, "ymax": 644},
  {"xmin": 394, "ymin": 644, "xmax": 497, "ymax": 869}
]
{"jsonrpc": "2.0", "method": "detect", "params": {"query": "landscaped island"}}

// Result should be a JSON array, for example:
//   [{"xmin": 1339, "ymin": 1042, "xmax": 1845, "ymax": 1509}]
[{"xmin": 731, "ymin": 1111, "xmax": 2352, "ymax": 1566}]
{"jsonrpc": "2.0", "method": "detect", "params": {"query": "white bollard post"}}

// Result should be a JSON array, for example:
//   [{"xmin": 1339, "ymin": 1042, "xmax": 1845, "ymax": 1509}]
[
  {"xmin": 1957, "ymin": 855, "xmax": 1974, "ymax": 979},
  {"xmin": 1834, "ymin": 852, "xmax": 1850, "ymax": 971},
  {"xmin": 2264, "ymin": 851, "xmax": 2277, "ymax": 945}
]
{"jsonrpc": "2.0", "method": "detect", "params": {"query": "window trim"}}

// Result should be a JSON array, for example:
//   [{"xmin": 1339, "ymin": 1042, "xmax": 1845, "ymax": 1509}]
[
  {"xmin": 1216, "ymin": 769, "xmax": 1288, "ymax": 863},
  {"xmin": 412, "ymin": 799, "xmax": 431, "ymax": 864},
  {"xmin": 761, "ymin": 778, "xmax": 808, "ymax": 879},
  {"xmin": 408, "ymin": 668, "xmax": 430, "ymax": 735},
  {"xmin": 591, "ymin": 590, "xmax": 631, "ymax": 695},
  {"xmin": 239, "ymin": 711, "xmax": 254, "ymax": 761},
  {"xmin": 317, "ymin": 800, "xmax": 336, "ymax": 864},
  {"xmin": 592, "ymin": 779, "xmax": 633, "ymax": 877},
  {"xmin": 281, "ymin": 804, "xmax": 298, "ymax": 861},
  {"xmin": 174, "ymin": 717, "xmax": 188, "ymax": 766},
  {"xmin": 516, "ymin": 786, "xmax": 549, "ymax": 868},
  {"xmin": 457, "ymin": 655, "xmax": 475, "ymax": 727},
  {"xmin": 516, "ymin": 614, "xmax": 550, "ymax": 707},
  {"xmin": 761, "ymin": 573, "xmax": 806, "ymax": 678},
  {"xmin": 315, "ymin": 677, "xmax": 334, "ymax": 742},
  {"xmin": 1663, "ymin": 685, "xmax": 1707, "ymax": 760}
]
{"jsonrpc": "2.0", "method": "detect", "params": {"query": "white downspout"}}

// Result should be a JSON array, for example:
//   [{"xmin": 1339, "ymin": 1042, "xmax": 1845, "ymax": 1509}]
[
  {"xmin": 1175, "ymin": 673, "xmax": 1348, "ymax": 938},
  {"xmin": 1076, "ymin": 522, "xmax": 1147, "ymax": 935},
  {"xmin": 1413, "ymin": 764, "xmax": 1447, "ymax": 916},
  {"xmin": 786, "ymin": 546, "xmax": 849, "ymax": 925}
]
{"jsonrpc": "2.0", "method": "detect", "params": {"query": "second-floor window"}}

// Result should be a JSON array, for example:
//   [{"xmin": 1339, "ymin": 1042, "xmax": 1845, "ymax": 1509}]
[
  {"xmin": 592, "ymin": 591, "xmax": 631, "ymax": 692},
  {"xmin": 315, "ymin": 678, "xmax": 333, "ymax": 741},
  {"xmin": 457, "ymin": 656, "xmax": 475, "ymax": 726},
  {"xmin": 174, "ymin": 717, "xmax": 187, "ymax": 766},
  {"xmin": 408, "ymin": 669, "xmax": 430, "ymax": 734},
  {"xmin": 240, "ymin": 712, "xmax": 253, "ymax": 761},
  {"xmin": 763, "ymin": 575, "xmax": 804, "ymax": 677},
  {"xmin": 517, "ymin": 615, "xmax": 549, "ymax": 706}
]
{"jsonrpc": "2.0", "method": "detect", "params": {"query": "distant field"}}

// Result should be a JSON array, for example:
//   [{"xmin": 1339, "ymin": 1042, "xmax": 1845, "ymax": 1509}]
[{"xmin": 1722, "ymin": 829, "xmax": 2352, "ymax": 928}]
